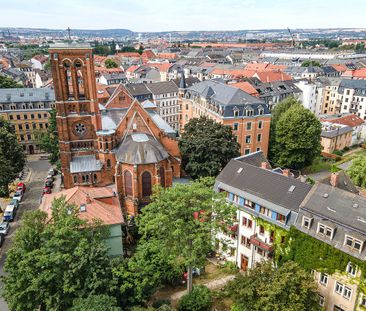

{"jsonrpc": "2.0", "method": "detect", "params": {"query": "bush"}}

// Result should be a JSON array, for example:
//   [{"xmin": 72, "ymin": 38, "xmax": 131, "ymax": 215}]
[
  {"xmin": 221, "ymin": 261, "xmax": 238, "ymax": 273},
  {"xmin": 177, "ymin": 285, "xmax": 212, "ymax": 311},
  {"xmin": 343, "ymin": 146, "xmax": 350, "ymax": 152},
  {"xmin": 152, "ymin": 299, "xmax": 171, "ymax": 309},
  {"xmin": 332, "ymin": 150, "xmax": 344, "ymax": 156}
]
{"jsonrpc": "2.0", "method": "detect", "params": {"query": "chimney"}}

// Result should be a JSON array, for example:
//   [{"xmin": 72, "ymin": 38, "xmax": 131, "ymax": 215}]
[
  {"xmin": 86, "ymin": 194, "xmax": 92, "ymax": 204},
  {"xmin": 330, "ymin": 172, "xmax": 339, "ymax": 187},
  {"xmin": 261, "ymin": 162, "xmax": 270, "ymax": 170},
  {"xmin": 283, "ymin": 169, "xmax": 290, "ymax": 177}
]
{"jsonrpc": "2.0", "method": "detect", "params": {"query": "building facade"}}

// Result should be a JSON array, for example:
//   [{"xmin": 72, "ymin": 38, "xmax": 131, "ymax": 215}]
[
  {"xmin": 179, "ymin": 80, "xmax": 271, "ymax": 156},
  {"xmin": 0, "ymin": 88, "xmax": 55, "ymax": 154},
  {"xmin": 321, "ymin": 122, "xmax": 353, "ymax": 154},
  {"xmin": 338, "ymin": 80, "xmax": 366, "ymax": 121},
  {"xmin": 49, "ymin": 43, "xmax": 181, "ymax": 215}
]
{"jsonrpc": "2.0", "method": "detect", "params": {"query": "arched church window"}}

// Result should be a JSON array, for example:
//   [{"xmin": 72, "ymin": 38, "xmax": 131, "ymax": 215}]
[
  {"xmin": 160, "ymin": 167, "xmax": 165, "ymax": 187},
  {"xmin": 107, "ymin": 159, "xmax": 111, "ymax": 168},
  {"xmin": 142, "ymin": 171, "xmax": 152, "ymax": 197},
  {"xmin": 124, "ymin": 171, "xmax": 133, "ymax": 196}
]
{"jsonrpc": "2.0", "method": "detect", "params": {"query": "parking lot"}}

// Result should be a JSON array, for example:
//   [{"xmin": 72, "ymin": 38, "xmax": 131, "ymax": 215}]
[{"xmin": 0, "ymin": 156, "xmax": 54, "ymax": 311}]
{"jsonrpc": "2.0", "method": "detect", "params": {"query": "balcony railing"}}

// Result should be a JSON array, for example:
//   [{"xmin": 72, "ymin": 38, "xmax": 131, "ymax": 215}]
[{"xmin": 250, "ymin": 234, "xmax": 273, "ymax": 252}]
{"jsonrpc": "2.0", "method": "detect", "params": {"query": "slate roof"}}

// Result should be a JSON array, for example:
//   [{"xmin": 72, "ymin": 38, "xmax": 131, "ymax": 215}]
[
  {"xmin": 255, "ymin": 80, "xmax": 301, "ymax": 97},
  {"xmin": 216, "ymin": 158, "xmax": 312, "ymax": 212},
  {"xmin": 185, "ymin": 80, "xmax": 269, "ymax": 118},
  {"xmin": 235, "ymin": 151, "xmax": 271, "ymax": 168},
  {"xmin": 296, "ymin": 183, "xmax": 366, "ymax": 260},
  {"xmin": 321, "ymin": 123, "xmax": 353, "ymax": 138},
  {"xmin": 172, "ymin": 76, "xmax": 200, "ymax": 88},
  {"xmin": 116, "ymin": 133, "xmax": 169, "ymax": 164},
  {"xmin": 0, "ymin": 88, "xmax": 54, "ymax": 103},
  {"xmin": 125, "ymin": 83, "xmax": 151, "ymax": 97},
  {"xmin": 70, "ymin": 155, "xmax": 103, "ymax": 173},
  {"xmin": 338, "ymin": 79, "xmax": 366, "ymax": 96},
  {"xmin": 145, "ymin": 81, "xmax": 178, "ymax": 95}
]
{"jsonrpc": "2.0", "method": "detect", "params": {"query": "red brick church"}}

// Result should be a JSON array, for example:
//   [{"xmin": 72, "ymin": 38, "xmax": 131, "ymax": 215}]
[{"xmin": 49, "ymin": 43, "xmax": 181, "ymax": 215}]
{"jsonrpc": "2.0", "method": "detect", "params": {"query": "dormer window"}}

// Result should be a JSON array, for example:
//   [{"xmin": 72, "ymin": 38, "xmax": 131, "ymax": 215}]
[
  {"xmin": 346, "ymin": 262, "xmax": 357, "ymax": 277},
  {"xmin": 246, "ymin": 109, "xmax": 254, "ymax": 117},
  {"xmin": 317, "ymin": 223, "xmax": 334, "ymax": 239},
  {"xmin": 344, "ymin": 235, "xmax": 363, "ymax": 253},
  {"xmin": 233, "ymin": 108, "xmax": 239, "ymax": 117},
  {"xmin": 302, "ymin": 216, "xmax": 312, "ymax": 229}
]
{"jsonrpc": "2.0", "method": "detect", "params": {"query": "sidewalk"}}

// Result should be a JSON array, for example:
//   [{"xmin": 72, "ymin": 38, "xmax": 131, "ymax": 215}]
[{"xmin": 170, "ymin": 275, "xmax": 235, "ymax": 301}]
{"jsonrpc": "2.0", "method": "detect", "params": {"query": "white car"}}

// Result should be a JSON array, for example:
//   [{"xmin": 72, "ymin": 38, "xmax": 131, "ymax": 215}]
[
  {"xmin": 0, "ymin": 222, "xmax": 10, "ymax": 235},
  {"xmin": 7, "ymin": 199, "xmax": 19, "ymax": 210},
  {"xmin": 12, "ymin": 191, "xmax": 23, "ymax": 202}
]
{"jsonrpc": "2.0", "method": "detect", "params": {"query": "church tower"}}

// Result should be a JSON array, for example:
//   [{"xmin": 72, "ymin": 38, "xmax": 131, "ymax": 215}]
[{"xmin": 49, "ymin": 43, "xmax": 102, "ymax": 188}]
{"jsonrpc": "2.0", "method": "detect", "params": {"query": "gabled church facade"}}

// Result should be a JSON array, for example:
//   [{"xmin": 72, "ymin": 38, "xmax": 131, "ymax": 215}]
[{"xmin": 49, "ymin": 43, "xmax": 181, "ymax": 215}]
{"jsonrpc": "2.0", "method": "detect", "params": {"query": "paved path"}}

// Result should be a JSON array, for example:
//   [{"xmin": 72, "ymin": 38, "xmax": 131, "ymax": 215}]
[
  {"xmin": 0, "ymin": 157, "xmax": 50, "ymax": 311},
  {"xmin": 170, "ymin": 275, "xmax": 235, "ymax": 301},
  {"xmin": 306, "ymin": 170, "xmax": 331, "ymax": 182}
]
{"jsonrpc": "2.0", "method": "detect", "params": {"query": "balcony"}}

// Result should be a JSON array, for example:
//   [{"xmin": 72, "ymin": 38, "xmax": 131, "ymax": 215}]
[{"xmin": 250, "ymin": 234, "xmax": 273, "ymax": 252}]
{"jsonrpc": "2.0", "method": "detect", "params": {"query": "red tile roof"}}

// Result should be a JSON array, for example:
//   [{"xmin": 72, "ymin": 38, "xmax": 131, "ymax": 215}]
[
  {"xmin": 230, "ymin": 81, "xmax": 259, "ymax": 97},
  {"xmin": 323, "ymin": 114, "xmax": 365, "ymax": 128},
  {"xmin": 145, "ymin": 62, "xmax": 172, "ymax": 72},
  {"xmin": 40, "ymin": 186, "xmax": 124, "ymax": 226},
  {"xmin": 253, "ymin": 71, "xmax": 292, "ymax": 82},
  {"xmin": 118, "ymin": 52, "xmax": 141, "ymax": 58},
  {"xmin": 331, "ymin": 64, "xmax": 348, "ymax": 72}
]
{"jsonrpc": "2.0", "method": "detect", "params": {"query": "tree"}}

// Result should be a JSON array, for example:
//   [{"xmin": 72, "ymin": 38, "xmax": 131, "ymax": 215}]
[
  {"xmin": 0, "ymin": 118, "xmax": 25, "ymax": 196},
  {"xmin": 35, "ymin": 108, "xmax": 59, "ymax": 166},
  {"xmin": 110, "ymin": 239, "xmax": 183, "ymax": 308},
  {"xmin": 225, "ymin": 261, "xmax": 321, "ymax": 311},
  {"xmin": 179, "ymin": 116, "xmax": 240, "ymax": 179},
  {"xmin": 2, "ymin": 197, "xmax": 113, "ymax": 311},
  {"xmin": 0, "ymin": 75, "xmax": 22, "ymax": 88},
  {"xmin": 137, "ymin": 178, "xmax": 235, "ymax": 293},
  {"xmin": 301, "ymin": 60, "xmax": 322, "ymax": 67},
  {"xmin": 347, "ymin": 155, "xmax": 366, "ymax": 188},
  {"xmin": 105, "ymin": 59, "xmax": 119, "ymax": 69},
  {"xmin": 70, "ymin": 295, "xmax": 121, "ymax": 311},
  {"xmin": 268, "ymin": 97, "xmax": 299, "ymax": 161},
  {"xmin": 177, "ymin": 285, "xmax": 212, "ymax": 311},
  {"xmin": 270, "ymin": 102, "xmax": 321, "ymax": 170}
]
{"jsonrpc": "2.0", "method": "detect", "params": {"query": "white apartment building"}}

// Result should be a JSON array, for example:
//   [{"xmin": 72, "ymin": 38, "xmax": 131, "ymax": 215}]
[{"xmin": 338, "ymin": 79, "xmax": 366, "ymax": 121}]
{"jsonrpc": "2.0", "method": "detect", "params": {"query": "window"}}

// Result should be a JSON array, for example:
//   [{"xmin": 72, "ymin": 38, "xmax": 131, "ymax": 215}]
[
  {"xmin": 234, "ymin": 110, "xmax": 239, "ymax": 117},
  {"xmin": 160, "ymin": 167, "xmax": 165, "ymax": 187},
  {"xmin": 20, "ymin": 134, "xmax": 24, "ymax": 141},
  {"xmin": 259, "ymin": 225, "xmax": 265, "ymax": 235},
  {"xmin": 360, "ymin": 295, "xmax": 366, "ymax": 307},
  {"xmin": 302, "ymin": 216, "xmax": 312, "ymax": 229},
  {"xmin": 106, "ymin": 159, "xmax": 111, "ymax": 168},
  {"xmin": 27, "ymin": 134, "xmax": 31, "ymax": 140},
  {"xmin": 233, "ymin": 123, "xmax": 238, "ymax": 131},
  {"xmin": 344, "ymin": 235, "xmax": 363, "ymax": 252},
  {"xmin": 246, "ymin": 122, "xmax": 252, "ymax": 130},
  {"xmin": 317, "ymin": 223, "xmax": 334, "ymax": 239},
  {"xmin": 17, "ymin": 115, "xmax": 21, "ymax": 120},
  {"xmin": 124, "ymin": 170, "xmax": 133, "ymax": 196},
  {"xmin": 244, "ymin": 148, "xmax": 250, "ymax": 155},
  {"xmin": 9, "ymin": 115, "xmax": 13, "ymax": 120},
  {"xmin": 245, "ymin": 135, "xmax": 251, "ymax": 144},
  {"xmin": 343, "ymin": 286, "xmax": 352, "ymax": 300},
  {"xmin": 73, "ymin": 175, "xmax": 78, "ymax": 184},
  {"xmin": 38, "ymin": 113, "xmax": 42, "ymax": 118},
  {"xmin": 257, "ymin": 134, "xmax": 262, "ymax": 142},
  {"xmin": 142, "ymin": 171, "xmax": 152, "ymax": 196},
  {"xmin": 248, "ymin": 219, "xmax": 253, "ymax": 228},
  {"xmin": 256, "ymin": 247, "xmax": 264, "ymax": 256},
  {"xmin": 346, "ymin": 262, "xmax": 357, "ymax": 277},
  {"xmin": 31, "ymin": 114, "xmax": 34, "ymax": 119},
  {"xmin": 335, "ymin": 282, "xmax": 344, "ymax": 295},
  {"xmin": 18, "ymin": 124, "xmax": 23, "ymax": 130},
  {"xmin": 24, "ymin": 114, "xmax": 28, "ymax": 120},
  {"xmin": 242, "ymin": 217, "xmax": 247, "ymax": 226},
  {"xmin": 318, "ymin": 295, "xmax": 324, "ymax": 307},
  {"xmin": 319, "ymin": 273, "xmax": 328, "ymax": 286},
  {"xmin": 32, "ymin": 123, "xmax": 36, "ymax": 129}
]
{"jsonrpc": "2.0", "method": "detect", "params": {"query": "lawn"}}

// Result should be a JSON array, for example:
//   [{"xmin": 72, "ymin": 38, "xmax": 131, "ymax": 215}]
[{"xmin": 302, "ymin": 157, "xmax": 333, "ymax": 174}]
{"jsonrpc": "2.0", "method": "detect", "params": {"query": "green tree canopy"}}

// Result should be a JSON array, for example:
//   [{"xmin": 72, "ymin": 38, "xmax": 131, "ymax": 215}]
[
  {"xmin": 179, "ymin": 116, "xmax": 240, "ymax": 179},
  {"xmin": 136, "ymin": 178, "xmax": 235, "ymax": 293},
  {"xmin": 35, "ymin": 108, "xmax": 59, "ymax": 166},
  {"xmin": 105, "ymin": 59, "xmax": 119, "ymax": 69},
  {"xmin": 301, "ymin": 60, "xmax": 322, "ymax": 67},
  {"xmin": 70, "ymin": 295, "xmax": 121, "ymax": 311},
  {"xmin": 225, "ymin": 261, "xmax": 320, "ymax": 311},
  {"xmin": 268, "ymin": 97, "xmax": 299, "ymax": 161},
  {"xmin": 2, "ymin": 197, "xmax": 113, "ymax": 311},
  {"xmin": 270, "ymin": 102, "xmax": 321, "ymax": 170},
  {"xmin": 177, "ymin": 285, "xmax": 212, "ymax": 311},
  {"xmin": 0, "ymin": 118, "xmax": 25, "ymax": 196},
  {"xmin": 347, "ymin": 155, "xmax": 366, "ymax": 188},
  {"xmin": 0, "ymin": 75, "xmax": 23, "ymax": 88}
]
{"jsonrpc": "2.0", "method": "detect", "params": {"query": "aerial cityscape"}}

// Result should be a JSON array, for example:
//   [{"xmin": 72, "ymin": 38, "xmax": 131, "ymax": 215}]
[{"xmin": 0, "ymin": 1, "xmax": 366, "ymax": 310}]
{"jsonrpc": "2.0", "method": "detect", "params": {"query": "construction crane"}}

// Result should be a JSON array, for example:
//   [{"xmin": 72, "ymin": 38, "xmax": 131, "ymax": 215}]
[{"xmin": 287, "ymin": 27, "xmax": 295, "ymax": 47}]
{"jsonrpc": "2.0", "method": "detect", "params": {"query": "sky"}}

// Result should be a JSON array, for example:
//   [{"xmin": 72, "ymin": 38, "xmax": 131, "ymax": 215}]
[{"xmin": 0, "ymin": 0, "xmax": 366, "ymax": 32}]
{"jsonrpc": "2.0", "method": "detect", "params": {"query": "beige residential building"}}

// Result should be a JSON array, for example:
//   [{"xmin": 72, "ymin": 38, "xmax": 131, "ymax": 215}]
[
  {"xmin": 321, "ymin": 79, "xmax": 341, "ymax": 115},
  {"xmin": 320, "ymin": 122, "xmax": 353, "ymax": 154}
]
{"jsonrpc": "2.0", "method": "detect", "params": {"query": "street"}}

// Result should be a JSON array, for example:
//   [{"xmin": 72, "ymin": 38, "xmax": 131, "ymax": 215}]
[{"xmin": 0, "ymin": 157, "xmax": 51, "ymax": 311}]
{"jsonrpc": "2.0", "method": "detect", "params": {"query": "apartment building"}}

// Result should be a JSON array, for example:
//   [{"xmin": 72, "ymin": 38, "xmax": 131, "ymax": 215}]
[
  {"xmin": 321, "ymin": 122, "xmax": 353, "ymax": 154},
  {"xmin": 215, "ymin": 152, "xmax": 366, "ymax": 311},
  {"xmin": 215, "ymin": 152, "xmax": 312, "ymax": 269},
  {"xmin": 338, "ymin": 79, "xmax": 366, "ymax": 121},
  {"xmin": 320, "ymin": 78, "xmax": 341, "ymax": 115},
  {"xmin": 180, "ymin": 80, "xmax": 271, "ymax": 156},
  {"xmin": 295, "ymin": 182, "xmax": 366, "ymax": 311},
  {"xmin": 0, "ymin": 88, "xmax": 55, "ymax": 154}
]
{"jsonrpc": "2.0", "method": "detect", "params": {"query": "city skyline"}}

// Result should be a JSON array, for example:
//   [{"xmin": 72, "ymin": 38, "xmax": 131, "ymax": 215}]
[{"xmin": 0, "ymin": 0, "xmax": 366, "ymax": 32}]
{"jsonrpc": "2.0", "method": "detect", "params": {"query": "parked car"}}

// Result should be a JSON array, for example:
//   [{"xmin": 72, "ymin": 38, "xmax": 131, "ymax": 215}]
[
  {"xmin": 0, "ymin": 233, "xmax": 4, "ymax": 247},
  {"xmin": 7, "ymin": 199, "xmax": 19, "ymax": 211},
  {"xmin": 12, "ymin": 190, "xmax": 23, "ymax": 202},
  {"xmin": 46, "ymin": 174, "xmax": 54, "ymax": 181},
  {"xmin": 45, "ymin": 180, "xmax": 53, "ymax": 188},
  {"xmin": 0, "ymin": 222, "xmax": 10, "ymax": 235},
  {"xmin": 3, "ymin": 205, "xmax": 16, "ymax": 222},
  {"xmin": 48, "ymin": 168, "xmax": 57, "ymax": 176},
  {"xmin": 16, "ymin": 182, "xmax": 26, "ymax": 194},
  {"xmin": 43, "ymin": 186, "xmax": 52, "ymax": 194}
]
